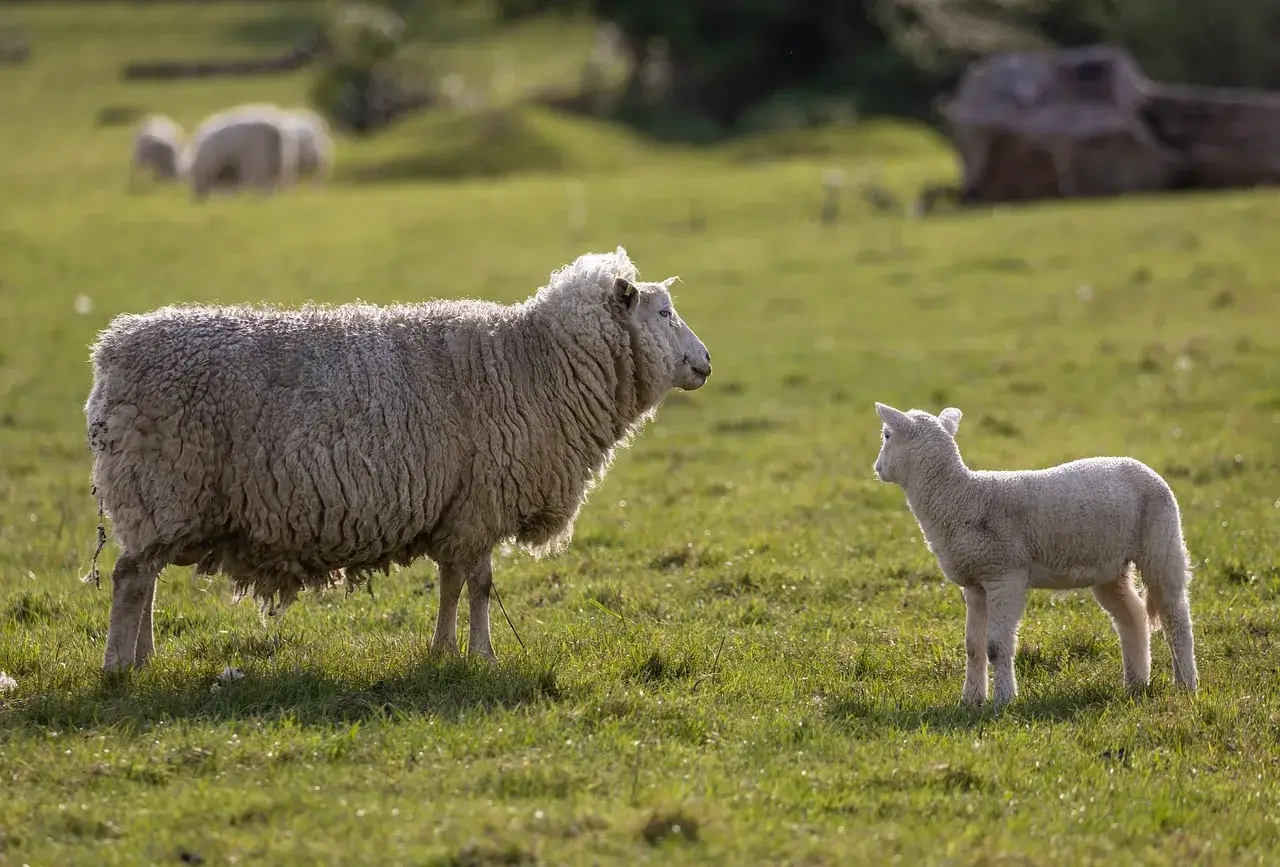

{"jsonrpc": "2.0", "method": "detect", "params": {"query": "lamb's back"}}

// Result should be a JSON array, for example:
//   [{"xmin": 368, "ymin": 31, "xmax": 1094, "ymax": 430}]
[{"xmin": 978, "ymin": 456, "xmax": 1171, "ymax": 575}]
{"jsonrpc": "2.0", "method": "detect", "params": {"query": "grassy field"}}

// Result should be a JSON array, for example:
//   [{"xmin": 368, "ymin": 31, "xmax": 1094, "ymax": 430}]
[{"xmin": 2, "ymin": 3, "xmax": 1280, "ymax": 865}]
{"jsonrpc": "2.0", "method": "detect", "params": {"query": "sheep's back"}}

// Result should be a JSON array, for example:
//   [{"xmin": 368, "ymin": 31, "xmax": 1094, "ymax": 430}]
[{"xmin": 88, "ymin": 308, "xmax": 458, "ymax": 569}]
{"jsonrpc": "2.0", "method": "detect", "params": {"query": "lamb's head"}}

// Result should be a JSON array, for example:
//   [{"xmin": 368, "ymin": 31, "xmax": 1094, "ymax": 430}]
[
  {"xmin": 872, "ymin": 401, "xmax": 964, "ymax": 487},
  {"xmin": 613, "ymin": 274, "xmax": 711, "ymax": 393}
]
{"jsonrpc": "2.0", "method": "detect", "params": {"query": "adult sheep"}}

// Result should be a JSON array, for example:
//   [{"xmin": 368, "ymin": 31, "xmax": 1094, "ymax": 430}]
[
  {"xmin": 871, "ymin": 402, "xmax": 1198, "ymax": 709},
  {"xmin": 129, "ymin": 114, "xmax": 185, "ymax": 188},
  {"xmin": 84, "ymin": 247, "xmax": 712, "ymax": 671},
  {"xmin": 183, "ymin": 102, "xmax": 300, "ymax": 201}
]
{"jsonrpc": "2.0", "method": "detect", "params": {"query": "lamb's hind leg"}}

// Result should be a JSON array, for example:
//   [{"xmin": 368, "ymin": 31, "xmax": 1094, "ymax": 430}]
[
  {"xmin": 1142, "ymin": 555, "xmax": 1198, "ymax": 692},
  {"xmin": 1091, "ymin": 570, "xmax": 1151, "ymax": 691},
  {"xmin": 103, "ymin": 554, "xmax": 162, "ymax": 671}
]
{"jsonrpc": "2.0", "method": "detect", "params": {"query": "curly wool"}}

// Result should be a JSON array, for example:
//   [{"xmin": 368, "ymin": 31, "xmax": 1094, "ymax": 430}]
[{"xmin": 86, "ymin": 249, "xmax": 675, "ymax": 610}]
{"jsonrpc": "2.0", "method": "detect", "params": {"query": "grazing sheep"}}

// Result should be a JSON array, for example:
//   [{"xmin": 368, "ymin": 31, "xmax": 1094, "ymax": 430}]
[
  {"xmin": 129, "ymin": 114, "xmax": 185, "ymax": 188},
  {"xmin": 871, "ymin": 402, "xmax": 1198, "ymax": 708},
  {"xmin": 183, "ymin": 103, "xmax": 299, "ymax": 200},
  {"xmin": 84, "ymin": 247, "xmax": 712, "ymax": 671}
]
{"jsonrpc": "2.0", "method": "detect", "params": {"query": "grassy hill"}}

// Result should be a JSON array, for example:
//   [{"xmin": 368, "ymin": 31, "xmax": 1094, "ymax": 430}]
[{"xmin": 1, "ymin": 3, "xmax": 1279, "ymax": 865}]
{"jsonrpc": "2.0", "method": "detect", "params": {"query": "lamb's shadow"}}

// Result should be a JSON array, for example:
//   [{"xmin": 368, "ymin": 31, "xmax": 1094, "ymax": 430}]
[
  {"xmin": 0, "ymin": 655, "xmax": 562, "ymax": 733},
  {"xmin": 827, "ymin": 682, "xmax": 1122, "ymax": 733}
]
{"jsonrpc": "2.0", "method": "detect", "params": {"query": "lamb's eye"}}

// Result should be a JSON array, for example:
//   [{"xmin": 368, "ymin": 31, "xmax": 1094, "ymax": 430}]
[
  {"xmin": 883, "ymin": 430, "xmax": 890, "ymax": 440},
  {"xmin": 658, "ymin": 308, "xmax": 672, "ymax": 318}
]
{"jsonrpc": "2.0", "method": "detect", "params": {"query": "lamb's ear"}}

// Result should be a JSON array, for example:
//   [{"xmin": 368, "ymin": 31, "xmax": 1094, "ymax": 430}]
[
  {"xmin": 614, "ymin": 276, "xmax": 639, "ymax": 313},
  {"xmin": 939, "ymin": 407, "xmax": 963, "ymax": 436},
  {"xmin": 874, "ymin": 401, "xmax": 911, "ymax": 432}
]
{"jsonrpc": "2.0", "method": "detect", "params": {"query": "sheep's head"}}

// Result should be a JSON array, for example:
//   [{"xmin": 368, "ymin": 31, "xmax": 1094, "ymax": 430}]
[
  {"xmin": 613, "ymin": 273, "xmax": 711, "ymax": 393},
  {"xmin": 872, "ymin": 401, "xmax": 963, "ymax": 486}
]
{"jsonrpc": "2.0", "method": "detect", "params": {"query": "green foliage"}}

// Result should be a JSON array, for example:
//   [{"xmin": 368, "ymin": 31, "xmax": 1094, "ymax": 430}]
[
  {"xmin": 309, "ymin": 0, "xmax": 424, "ymax": 135},
  {"xmin": 586, "ymin": 0, "xmax": 928, "ymax": 128}
]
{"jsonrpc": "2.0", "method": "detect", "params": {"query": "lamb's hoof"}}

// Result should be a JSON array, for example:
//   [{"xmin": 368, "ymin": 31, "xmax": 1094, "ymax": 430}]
[{"xmin": 961, "ymin": 692, "xmax": 986, "ymax": 709}]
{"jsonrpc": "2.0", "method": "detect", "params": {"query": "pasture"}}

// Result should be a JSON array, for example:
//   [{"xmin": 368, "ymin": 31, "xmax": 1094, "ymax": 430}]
[{"xmin": 1, "ymin": 3, "xmax": 1279, "ymax": 864}]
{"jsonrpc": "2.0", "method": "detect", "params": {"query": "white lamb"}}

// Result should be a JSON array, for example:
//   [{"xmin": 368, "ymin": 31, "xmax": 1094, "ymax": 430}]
[
  {"xmin": 871, "ymin": 402, "xmax": 1199, "ymax": 709},
  {"xmin": 129, "ymin": 114, "xmax": 185, "ymax": 188}
]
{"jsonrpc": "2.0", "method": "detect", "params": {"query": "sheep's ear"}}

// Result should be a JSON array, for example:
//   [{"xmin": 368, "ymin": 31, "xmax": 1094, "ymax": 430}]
[
  {"xmin": 875, "ymin": 401, "xmax": 911, "ymax": 432},
  {"xmin": 614, "ymin": 276, "xmax": 639, "ymax": 313},
  {"xmin": 939, "ymin": 407, "xmax": 963, "ymax": 436}
]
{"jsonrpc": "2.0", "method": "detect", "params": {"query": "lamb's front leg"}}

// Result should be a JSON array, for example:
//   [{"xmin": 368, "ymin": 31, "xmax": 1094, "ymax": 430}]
[
  {"xmin": 984, "ymin": 576, "xmax": 1028, "ymax": 709},
  {"xmin": 962, "ymin": 585, "xmax": 989, "ymax": 706},
  {"xmin": 465, "ymin": 553, "xmax": 497, "ymax": 662}
]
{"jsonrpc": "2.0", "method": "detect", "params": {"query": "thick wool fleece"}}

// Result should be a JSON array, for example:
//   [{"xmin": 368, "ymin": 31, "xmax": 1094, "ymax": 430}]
[
  {"xmin": 86, "ymin": 247, "xmax": 711, "ymax": 669},
  {"xmin": 872, "ymin": 402, "xmax": 1198, "ymax": 706}
]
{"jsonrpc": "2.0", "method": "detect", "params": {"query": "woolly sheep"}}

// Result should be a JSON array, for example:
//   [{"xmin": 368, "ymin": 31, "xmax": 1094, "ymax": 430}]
[
  {"xmin": 871, "ymin": 402, "xmax": 1198, "ymax": 709},
  {"xmin": 129, "ymin": 114, "xmax": 185, "ymax": 188},
  {"xmin": 84, "ymin": 246, "xmax": 712, "ymax": 671},
  {"xmin": 183, "ymin": 103, "xmax": 300, "ymax": 200}
]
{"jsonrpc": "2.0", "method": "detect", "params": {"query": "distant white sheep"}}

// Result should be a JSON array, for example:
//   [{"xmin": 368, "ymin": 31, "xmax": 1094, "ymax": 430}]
[
  {"xmin": 130, "ymin": 114, "xmax": 185, "ymax": 188},
  {"xmin": 183, "ymin": 103, "xmax": 300, "ymax": 201},
  {"xmin": 872, "ymin": 402, "xmax": 1199, "ymax": 708},
  {"xmin": 84, "ymin": 246, "xmax": 712, "ymax": 671}
]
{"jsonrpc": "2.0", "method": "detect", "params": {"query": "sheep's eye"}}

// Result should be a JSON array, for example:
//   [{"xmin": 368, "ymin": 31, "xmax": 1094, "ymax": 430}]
[
  {"xmin": 658, "ymin": 308, "xmax": 672, "ymax": 318},
  {"xmin": 883, "ymin": 430, "xmax": 890, "ymax": 440}
]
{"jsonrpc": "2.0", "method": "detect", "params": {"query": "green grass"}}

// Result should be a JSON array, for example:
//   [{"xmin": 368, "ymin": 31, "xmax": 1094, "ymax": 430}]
[{"xmin": 3, "ymin": 3, "xmax": 1280, "ymax": 865}]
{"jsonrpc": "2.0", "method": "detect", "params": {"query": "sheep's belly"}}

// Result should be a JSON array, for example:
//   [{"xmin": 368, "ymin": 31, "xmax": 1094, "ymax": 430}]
[{"xmin": 1028, "ymin": 561, "xmax": 1116, "ymax": 590}]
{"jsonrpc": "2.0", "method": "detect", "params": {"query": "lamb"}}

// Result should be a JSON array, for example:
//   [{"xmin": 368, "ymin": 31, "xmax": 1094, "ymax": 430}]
[
  {"xmin": 84, "ymin": 246, "xmax": 712, "ymax": 672},
  {"xmin": 183, "ymin": 103, "xmax": 300, "ymax": 201},
  {"xmin": 871, "ymin": 401, "xmax": 1198, "ymax": 709},
  {"xmin": 129, "ymin": 114, "xmax": 185, "ymax": 188}
]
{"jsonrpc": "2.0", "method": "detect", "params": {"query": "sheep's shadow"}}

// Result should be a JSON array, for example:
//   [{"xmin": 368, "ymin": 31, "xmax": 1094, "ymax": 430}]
[
  {"xmin": 0, "ymin": 654, "xmax": 562, "ymax": 733},
  {"xmin": 827, "ymin": 681, "xmax": 1124, "ymax": 733}
]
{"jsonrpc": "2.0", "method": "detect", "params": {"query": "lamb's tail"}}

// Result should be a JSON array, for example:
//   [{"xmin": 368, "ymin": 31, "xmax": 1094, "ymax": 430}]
[{"xmin": 1143, "ymin": 582, "xmax": 1162, "ymax": 634}]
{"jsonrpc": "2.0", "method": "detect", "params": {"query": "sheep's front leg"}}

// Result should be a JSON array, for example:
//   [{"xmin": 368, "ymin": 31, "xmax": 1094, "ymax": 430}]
[
  {"xmin": 984, "ymin": 576, "xmax": 1028, "ymax": 709},
  {"xmin": 430, "ymin": 562, "xmax": 465, "ymax": 656},
  {"xmin": 466, "ymin": 554, "xmax": 497, "ymax": 663},
  {"xmin": 962, "ymin": 585, "xmax": 989, "ymax": 706}
]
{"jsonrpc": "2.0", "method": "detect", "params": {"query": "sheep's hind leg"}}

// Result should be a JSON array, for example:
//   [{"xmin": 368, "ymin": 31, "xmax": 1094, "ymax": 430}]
[
  {"xmin": 430, "ymin": 562, "xmax": 465, "ymax": 657},
  {"xmin": 962, "ymin": 586, "xmax": 989, "ymax": 707},
  {"xmin": 134, "ymin": 574, "xmax": 158, "ymax": 666},
  {"xmin": 465, "ymin": 554, "xmax": 497, "ymax": 663},
  {"xmin": 103, "ymin": 554, "xmax": 162, "ymax": 672},
  {"xmin": 984, "ymin": 575, "xmax": 1028, "ymax": 709},
  {"xmin": 1091, "ymin": 572, "xmax": 1151, "ymax": 691}
]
